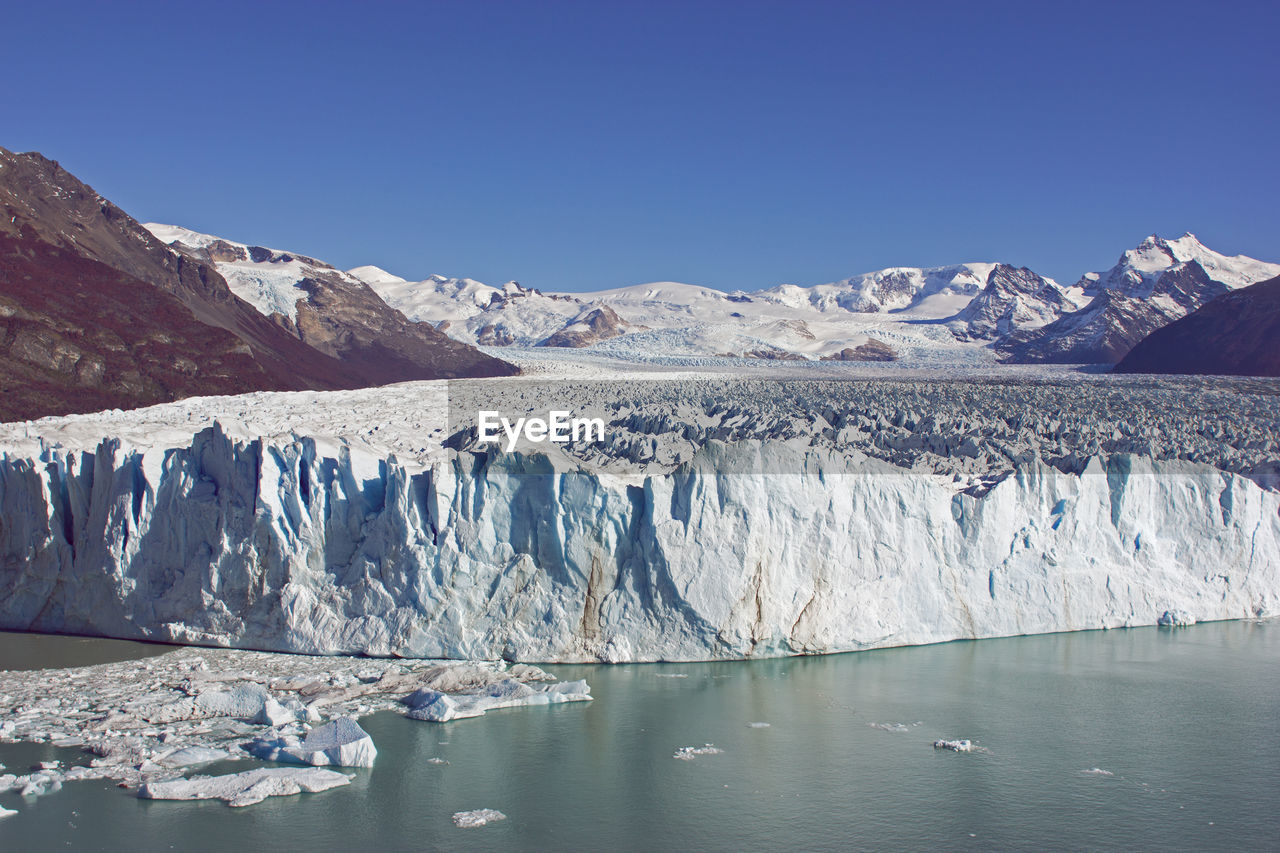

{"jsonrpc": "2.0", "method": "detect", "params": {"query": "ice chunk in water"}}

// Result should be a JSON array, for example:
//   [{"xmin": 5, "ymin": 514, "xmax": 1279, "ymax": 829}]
[{"xmin": 453, "ymin": 808, "xmax": 506, "ymax": 828}]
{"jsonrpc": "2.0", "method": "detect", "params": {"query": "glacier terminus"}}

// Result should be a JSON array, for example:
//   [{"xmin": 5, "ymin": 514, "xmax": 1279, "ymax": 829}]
[{"xmin": 0, "ymin": 374, "xmax": 1277, "ymax": 663}]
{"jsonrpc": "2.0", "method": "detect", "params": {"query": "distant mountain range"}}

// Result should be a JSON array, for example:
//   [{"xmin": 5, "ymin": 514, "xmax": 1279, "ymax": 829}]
[
  {"xmin": 3, "ymin": 144, "xmax": 1277, "ymax": 425},
  {"xmin": 144, "ymin": 227, "xmax": 1275, "ymax": 370},
  {"xmin": 348, "ymin": 231, "xmax": 1277, "ymax": 367},
  {"xmin": 0, "ymin": 147, "xmax": 515, "ymax": 421}
]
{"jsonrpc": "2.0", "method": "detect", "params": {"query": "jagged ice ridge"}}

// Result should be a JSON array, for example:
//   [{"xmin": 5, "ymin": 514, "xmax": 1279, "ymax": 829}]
[{"xmin": 0, "ymin": 377, "xmax": 1277, "ymax": 662}]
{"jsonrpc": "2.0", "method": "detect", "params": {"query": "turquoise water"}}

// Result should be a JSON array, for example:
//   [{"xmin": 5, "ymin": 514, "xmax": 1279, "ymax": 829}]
[{"xmin": 2, "ymin": 622, "xmax": 1278, "ymax": 851}]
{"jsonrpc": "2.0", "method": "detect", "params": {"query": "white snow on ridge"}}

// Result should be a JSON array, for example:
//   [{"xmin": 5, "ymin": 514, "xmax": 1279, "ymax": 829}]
[
  {"xmin": 346, "ymin": 264, "xmax": 407, "ymax": 285},
  {"xmin": 144, "ymin": 222, "xmax": 370, "ymax": 321},
  {"xmin": 1079, "ymin": 232, "xmax": 1280, "ymax": 296},
  {"xmin": 145, "ymin": 223, "xmax": 1279, "ymax": 363},
  {"xmin": 353, "ymin": 272, "xmax": 503, "ymax": 325},
  {"xmin": 144, "ymin": 222, "xmax": 222, "ymax": 249},
  {"xmin": 362, "ymin": 264, "xmax": 1013, "ymax": 360}
]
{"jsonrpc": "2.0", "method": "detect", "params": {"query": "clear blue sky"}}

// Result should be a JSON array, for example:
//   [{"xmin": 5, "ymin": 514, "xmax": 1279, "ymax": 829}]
[{"xmin": 4, "ymin": 0, "xmax": 1277, "ymax": 291}]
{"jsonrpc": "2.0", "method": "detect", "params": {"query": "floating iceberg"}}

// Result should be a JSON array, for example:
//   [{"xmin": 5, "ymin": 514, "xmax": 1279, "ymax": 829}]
[
  {"xmin": 453, "ymin": 808, "xmax": 507, "ymax": 828},
  {"xmin": 933, "ymin": 739, "xmax": 974, "ymax": 752},
  {"xmin": 673, "ymin": 744, "xmax": 724, "ymax": 759},
  {"xmin": 138, "ymin": 767, "xmax": 353, "ymax": 807},
  {"xmin": 403, "ymin": 679, "xmax": 592, "ymax": 722},
  {"xmin": 248, "ymin": 717, "xmax": 377, "ymax": 768}
]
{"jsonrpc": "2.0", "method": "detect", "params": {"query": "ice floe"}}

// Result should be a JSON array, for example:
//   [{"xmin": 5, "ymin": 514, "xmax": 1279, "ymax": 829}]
[
  {"xmin": 402, "ymin": 679, "xmax": 592, "ymax": 722},
  {"xmin": 138, "ymin": 768, "xmax": 353, "ymax": 807},
  {"xmin": 673, "ymin": 744, "xmax": 724, "ymax": 759},
  {"xmin": 933, "ymin": 739, "xmax": 975, "ymax": 752},
  {"xmin": 453, "ymin": 808, "xmax": 507, "ymax": 828},
  {"xmin": 870, "ymin": 722, "xmax": 911, "ymax": 733},
  {"xmin": 155, "ymin": 746, "xmax": 229, "ymax": 768},
  {"xmin": 0, "ymin": 646, "xmax": 590, "ymax": 794},
  {"xmin": 248, "ymin": 718, "xmax": 377, "ymax": 768}
]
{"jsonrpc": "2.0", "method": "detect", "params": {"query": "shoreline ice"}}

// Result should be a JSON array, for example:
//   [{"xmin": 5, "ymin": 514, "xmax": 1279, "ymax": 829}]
[{"xmin": 0, "ymin": 646, "xmax": 591, "ymax": 800}]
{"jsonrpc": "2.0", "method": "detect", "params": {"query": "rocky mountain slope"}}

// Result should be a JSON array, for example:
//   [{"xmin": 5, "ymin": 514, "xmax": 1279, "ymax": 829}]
[
  {"xmin": 1114, "ymin": 275, "xmax": 1280, "ymax": 377},
  {"xmin": 998, "ymin": 260, "xmax": 1231, "ymax": 363},
  {"xmin": 0, "ymin": 147, "xmax": 516, "ymax": 421},
  {"xmin": 951, "ymin": 264, "xmax": 1083, "ymax": 341},
  {"xmin": 144, "ymin": 224, "xmax": 516, "ymax": 382}
]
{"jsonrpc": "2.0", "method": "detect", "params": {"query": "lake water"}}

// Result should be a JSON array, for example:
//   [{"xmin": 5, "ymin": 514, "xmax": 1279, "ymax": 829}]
[{"xmin": 1, "ymin": 621, "xmax": 1277, "ymax": 851}]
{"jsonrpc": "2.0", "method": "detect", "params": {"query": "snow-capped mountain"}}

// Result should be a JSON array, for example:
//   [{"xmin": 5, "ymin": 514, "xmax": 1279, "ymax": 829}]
[
  {"xmin": 353, "ymin": 264, "xmax": 1014, "ymax": 362},
  {"xmin": 144, "ymin": 224, "xmax": 516, "ymax": 381},
  {"xmin": 1007, "ymin": 247, "xmax": 1270, "ymax": 364},
  {"xmin": 757, "ymin": 264, "xmax": 996, "ymax": 314},
  {"xmin": 146, "ymin": 222, "xmax": 1279, "ymax": 368},
  {"xmin": 951, "ymin": 265, "xmax": 1086, "ymax": 341},
  {"xmin": 1078, "ymin": 232, "xmax": 1280, "ymax": 296}
]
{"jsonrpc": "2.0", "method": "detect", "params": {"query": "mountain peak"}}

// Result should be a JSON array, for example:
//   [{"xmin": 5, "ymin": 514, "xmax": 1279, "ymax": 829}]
[
  {"xmin": 1080, "ymin": 232, "xmax": 1280, "ymax": 297},
  {"xmin": 347, "ymin": 265, "xmax": 406, "ymax": 286}
]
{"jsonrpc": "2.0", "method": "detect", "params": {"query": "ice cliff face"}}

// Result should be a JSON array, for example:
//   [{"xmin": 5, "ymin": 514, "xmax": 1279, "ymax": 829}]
[{"xmin": 1, "ymin": 422, "xmax": 1276, "ymax": 662}]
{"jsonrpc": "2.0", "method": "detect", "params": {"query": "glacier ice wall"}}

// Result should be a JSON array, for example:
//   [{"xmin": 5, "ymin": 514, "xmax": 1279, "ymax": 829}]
[{"xmin": 1, "ymin": 424, "xmax": 1277, "ymax": 662}]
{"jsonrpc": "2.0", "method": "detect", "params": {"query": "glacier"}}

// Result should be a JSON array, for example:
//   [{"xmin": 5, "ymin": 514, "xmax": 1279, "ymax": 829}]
[{"xmin": 1, "ymin": 408, "xmax": 1276, "ymax": 662}]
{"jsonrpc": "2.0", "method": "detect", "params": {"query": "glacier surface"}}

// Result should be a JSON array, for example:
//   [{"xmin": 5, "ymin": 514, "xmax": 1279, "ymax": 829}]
[{"xmin": 1, "ymin": 377, "xmax": 1278, "ymax": 663}]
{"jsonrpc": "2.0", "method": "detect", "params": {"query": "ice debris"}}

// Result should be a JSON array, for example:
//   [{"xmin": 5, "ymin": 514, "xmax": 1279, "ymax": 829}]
[
  {"xmin": 155, "ymin": 746, "xmax": 229, "ymax": 768},
  {"xmin": 1158, "ymin": 610, "xmax": 1196, "ymax": 627},
  {"xmin": 138, "ymin": 768, "xmax": 353, "ymax": 807},
  {"xmin": 453, "ymin": 808, "xmax": 507, "ymax": 828},
  {"xmin": 933, "ymin": 739, "xmax": 974, "ymax": 752},
  {"xmin": 673, "ymin": 744, "xmax": 723, "ymax": 759},
  {"xmin": 0, "ymin": 647, "xmax": 589, "ymax": 791},
  {"xmin": 248, "ymin": 718, "xmax": 377, "ymax": 768},
  {"xmin": 196, "ymin": 684, "xmax": 271, "ymax": 718},
  {"xmin": 870, "ymin": 722, "xmax": 911, "ymax": 733},
  {"xmin": 403, "ymin": 679, "xmax": 592, "ymax": 722}
]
